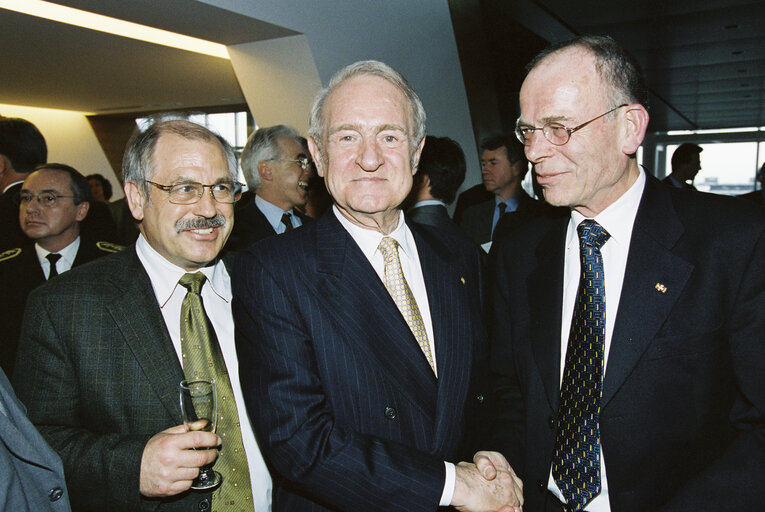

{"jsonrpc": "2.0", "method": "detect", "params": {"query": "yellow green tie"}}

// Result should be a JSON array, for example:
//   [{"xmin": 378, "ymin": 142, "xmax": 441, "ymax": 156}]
[
  {"xmin": 377, "ymin": 237, "xmax": 436, "ymax": 374},
  {"xmin": 179, "ymin": 272, "xmax": 254, "ymax": 512}
]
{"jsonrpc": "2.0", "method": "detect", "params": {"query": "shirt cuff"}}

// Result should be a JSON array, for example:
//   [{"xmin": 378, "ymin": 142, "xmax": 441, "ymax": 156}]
[{"xmin": 440, "ymin": 461, "xmax": 456, "ymax": 506}]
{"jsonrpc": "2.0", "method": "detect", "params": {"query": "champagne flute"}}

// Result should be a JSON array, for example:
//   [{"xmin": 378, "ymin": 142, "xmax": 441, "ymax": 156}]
[{"xmin": 179, "ymin": 379, "xmax": 222, "ymax": 490}]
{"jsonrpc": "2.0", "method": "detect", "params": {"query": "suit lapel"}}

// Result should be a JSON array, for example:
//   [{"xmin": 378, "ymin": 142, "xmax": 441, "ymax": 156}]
[
  {"xmin": 528, "ymin": 218, "xmax": 568, "ymax": 410},
  {"xmin": 603, "ymin": 177, "xmax": 692, "ymax": 406},
  {"xmin": 105, "ymin": 249, "xmax": 185, "ymax": 423},
  {"xmin": 314, "ymin": 214, "xmax": 438, "ymax": 419}
]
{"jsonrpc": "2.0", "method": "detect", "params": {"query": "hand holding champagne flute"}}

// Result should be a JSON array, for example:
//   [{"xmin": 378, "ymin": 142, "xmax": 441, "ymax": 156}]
[{"xmin": 180, "ymin": 379, "xmax": 222, "ymax": 490}]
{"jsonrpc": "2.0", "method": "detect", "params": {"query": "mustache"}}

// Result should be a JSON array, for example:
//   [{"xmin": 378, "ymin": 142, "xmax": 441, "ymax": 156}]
[{"xmin": 175, "ymin": 215, "xmax": 226, "ymax": 233}]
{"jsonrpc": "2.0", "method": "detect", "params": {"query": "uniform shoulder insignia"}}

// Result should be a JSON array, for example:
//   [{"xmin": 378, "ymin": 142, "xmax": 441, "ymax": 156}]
[
  {"xmin": 96, "ymin": 241, "xmax": 125, "ymax": 253},
  {"xmin": 0, "ymin": 247, "xmax": 22, "ymax": 262}
]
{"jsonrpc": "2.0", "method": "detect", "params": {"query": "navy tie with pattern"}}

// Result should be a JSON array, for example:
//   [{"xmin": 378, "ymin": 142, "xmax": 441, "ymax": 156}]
[
  {"xmin": 552, "ymin": 219, "xmax": 610, "ymax": 511},
  {"xmin": 281, "ymin": 212, "xmax": 293, "ymax": 232}
]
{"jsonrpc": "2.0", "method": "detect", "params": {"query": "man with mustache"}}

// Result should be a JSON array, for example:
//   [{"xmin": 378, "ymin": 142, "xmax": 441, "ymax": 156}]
[
  {"xmin": 14, "ymin": 119, "xmax": 272, "ymax": 512},
  {"xmin": 226, "ymin": 125, "xmax": 313, "ymax": 252}
]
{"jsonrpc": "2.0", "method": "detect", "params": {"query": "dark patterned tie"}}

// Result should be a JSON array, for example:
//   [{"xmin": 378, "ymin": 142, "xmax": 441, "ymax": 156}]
[
  {"xmin": 552, "ymin": 219, "xmax": 610, "ymax": 511},
  {"xmin": 497, "ymin": 202, "xmax": 507, "ymax": 216},
  {"xmin": 280, "ymin": 212, "xmax": 293, "ymax": 232},
  {"xmin": 46, "ymin": 253, "xmax": 62, "ymax": 279},
  {"xmin": 179, "ymin": 273, "xmax": 254, "ymax": 512}
]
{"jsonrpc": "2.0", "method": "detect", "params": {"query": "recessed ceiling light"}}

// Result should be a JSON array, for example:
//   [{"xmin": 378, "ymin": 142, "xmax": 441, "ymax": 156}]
[{"xmin": 0, "ymin": 0, "xmax": 229, "ymax": 59}]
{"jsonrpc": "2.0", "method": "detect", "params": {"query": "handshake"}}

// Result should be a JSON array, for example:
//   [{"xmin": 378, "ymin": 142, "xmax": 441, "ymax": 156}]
[{"xmin": 451, "ymin": 452, "xmax": 524, "ymax": 512}]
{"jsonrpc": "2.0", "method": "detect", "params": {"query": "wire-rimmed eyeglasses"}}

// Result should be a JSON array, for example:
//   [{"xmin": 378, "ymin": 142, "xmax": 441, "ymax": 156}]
[
  {"xmin": 515, "ymin": 104, "xmax": 628, "ymax": 146},
  {"xmin": 19, "ymin": 192, "xmax": 77, "ymax": 208},
  {"xmin": 267, "ymin": 156, "xmax": 312, "ymax": 171},
  {"xmin": 145, "ymin": 180, "xmax": 243, "ymax": 205}
]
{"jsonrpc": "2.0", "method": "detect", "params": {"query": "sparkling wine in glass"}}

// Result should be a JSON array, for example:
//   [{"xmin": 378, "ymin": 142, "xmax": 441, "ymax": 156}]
[{"xmin": 179, "ymin": 379, "xmax": 222, "ymax": 490}]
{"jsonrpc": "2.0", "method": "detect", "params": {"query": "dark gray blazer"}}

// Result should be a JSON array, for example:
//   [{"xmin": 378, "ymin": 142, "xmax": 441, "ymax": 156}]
[
  {"xmin": 13, "ymin": 247, "xmax": 213, "ymax": 512},
  {"xmin": 233, "ymin": 211, "xmax": 490, "ymax": 512},
  {"xmin": 0, "ymin": 367, "xmax": 71, "ymax": 511},
  {"xmin": 225, "ymin": 199, "xmax": 312, "ymax": 252},
  {"xmin": 490, "ymin": 175, "xmax": 765, "ymax": 511}
]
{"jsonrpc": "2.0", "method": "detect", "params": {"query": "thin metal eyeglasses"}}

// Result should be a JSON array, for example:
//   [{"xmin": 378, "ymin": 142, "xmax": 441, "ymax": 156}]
[
  {"xmin": 267, "ymin": 156, "xmax": 312, "ymax": 171},
  {"xmin": 19, "ymin": 192, "xmax": 77, "ymax": 208},
  {"xmin": 145, "ymin": 180, "xmax": 243, "ymax": 205},
  {"xmin": 515, "ymin": 104, "xmax": 628, "ymax": 146}
]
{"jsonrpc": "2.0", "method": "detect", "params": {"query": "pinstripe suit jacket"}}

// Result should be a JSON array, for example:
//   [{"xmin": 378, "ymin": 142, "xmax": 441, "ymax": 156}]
[
  {"xmin": 13, "ymin": 247, "xmax": 213, "ymax": 512},
  {"xmin": 233, "ymin": 210, "xmax": 489, "ymax": 512}
]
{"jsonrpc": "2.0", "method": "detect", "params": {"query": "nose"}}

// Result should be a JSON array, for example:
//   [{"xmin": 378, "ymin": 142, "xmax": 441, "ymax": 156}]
[
  {"xmin": 192, "ymin": 186, "xmax": 219, "ymax": 218},
  {"xmin": 523, "ymin": 130, "xmax": 551, "ymax": 164},
  {"xmin": 356, "ymin": 136, "xmax": 383, "ymax": 172}
]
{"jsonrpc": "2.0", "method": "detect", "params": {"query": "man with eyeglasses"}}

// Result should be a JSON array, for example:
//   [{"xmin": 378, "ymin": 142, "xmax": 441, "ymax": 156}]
[
  {"xmin": 226, "ymin": 124, "xmax": 312, "ymax": 252},
  {"xmin": 0, "ymin": 164, "xmax": 121, "ymax": 376},
  {"xmin": 487, "ymin": 35, "xmax": 765, "ymax": 511},
  {"xmin": 14, "ymin": 119, "xmax": 272, "ymax": 512}
]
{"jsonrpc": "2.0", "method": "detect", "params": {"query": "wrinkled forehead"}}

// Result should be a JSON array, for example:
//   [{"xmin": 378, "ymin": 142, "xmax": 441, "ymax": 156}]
[
  {"xmin": 150, "ymin": 133, "xmax": 229, "ymax": 179},
  {"xmin": 324, "ymin": 75, "xmax": 412, "ymax": 130},
  {"xmin": 22, "ymin": 168, "xmax": 72, "ymax": 192}
]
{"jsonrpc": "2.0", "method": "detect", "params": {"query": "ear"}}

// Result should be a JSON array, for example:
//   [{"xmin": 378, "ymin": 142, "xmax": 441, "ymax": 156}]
[
  {"xmin": 621, "ymin": 104, "xmax": 649, "ymax": 156},
  {"xmin": 124, "ymin": 181, "xmax": 146, "ymax": 221},
  {"xmin": 257, "ymin": 160, "xmax": 272, "ymax": 181},
  {"xmin": 74, "ymin": 201, "xmax": 90, "ymax": 222},
  {"xmin": 307, "ymin": 136, "xmax": 324, "ymax": 178},
  {"xmin": 411, "ymin": 137, "xmax": 426, "ymax": 175}
]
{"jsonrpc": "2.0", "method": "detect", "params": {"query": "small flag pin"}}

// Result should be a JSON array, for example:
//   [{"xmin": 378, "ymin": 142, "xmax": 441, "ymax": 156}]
[
  {"xmin": 460, "ymin": 277, "xmax": 466, "ymax": 285},
  {"xmin": 655, "ymin": 283, "xmax": 667, "ymax": 293}
]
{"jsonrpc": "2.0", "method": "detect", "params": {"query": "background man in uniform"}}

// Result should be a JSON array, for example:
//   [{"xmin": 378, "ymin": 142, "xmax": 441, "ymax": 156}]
[
  {"xmin": 233, "ymin": 60, "xmax": 522, "ymax": 512},
  {"xmin": 0, "ymin": 117, "xmax": 47, "ymax": 251},
  {"xmin": 490, "ymin": 35, "xmax": 765, "ymax": 511},
  {"xmin": 226, "ymin": 124, "xmax": 312, "ymax": 251},
  {"xmin": 0, "ymin": 163, "xmax": 120, "ymax": 375},
  {"xmin": 14, "ymin": 120, "xmax": 272, "ymax": 512}
]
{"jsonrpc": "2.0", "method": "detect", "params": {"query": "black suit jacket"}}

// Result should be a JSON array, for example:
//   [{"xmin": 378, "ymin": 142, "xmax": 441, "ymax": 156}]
[
  {"xmin": 225, "ymin": 199, "xmax": 311, "ymax": 252},
  {"xmin": 0, "ymin": 238, "xmax": 119, "ymax": 375},
  {"xmin": 232, "ymin": 211, "xmax": 489, "ymax": 512},
  {"xmin": 0, "ymin": 183, "xmax": 27, "ymax": 252},
  {"xmin": 459, "ymin": 191, "xmax": 541, "ymax": 245},
  {"xmin": 406, "ymin": 203, "xmax": 470, "ymax": 238},
  {"xmin": 13, "ymin": 248, "xmax": 214, "ymax": 512},
  {"xmin": 489, "ymin": 175, "xmax": 765, "ymax": 511}
]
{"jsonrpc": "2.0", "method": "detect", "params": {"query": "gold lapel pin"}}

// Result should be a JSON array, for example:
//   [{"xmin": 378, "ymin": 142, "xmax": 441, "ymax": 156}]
[
  {"xmin": 460, "ymin": 277, "xmax": 466, "ymax": 285},
  {"xmin": 655, "ymin": 283, "xmax": 667, "ymax": 293}
]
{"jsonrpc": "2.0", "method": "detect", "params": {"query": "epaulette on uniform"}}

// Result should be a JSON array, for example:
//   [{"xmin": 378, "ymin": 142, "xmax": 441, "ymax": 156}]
[
  {"xmin": 0, "ymin": 247, "xmax": 22, "ymax": 263},
  {"xmin": 96, "ymin": 241, "xmax": 125, "ymax": 254}
]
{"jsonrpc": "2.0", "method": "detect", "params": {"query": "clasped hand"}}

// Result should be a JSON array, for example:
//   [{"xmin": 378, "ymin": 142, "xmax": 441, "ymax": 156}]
[{"xmin": 451, "ymin": 451, "xmax": 524, "ymax": 512}]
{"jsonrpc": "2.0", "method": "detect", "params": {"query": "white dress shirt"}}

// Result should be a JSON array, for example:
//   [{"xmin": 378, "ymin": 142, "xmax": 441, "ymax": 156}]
[
  {"xmin": 136, "ymin": 235, "xmax": 272, "ymax": 511},
  {"xmin": 35, "ymin": 237, "xmax": 80, "ymax": 279},
  {"xmin": 333, "ymin": 207, "xmax": 456, "ymax": 506},
  {"xmin": 255, "ymin": 195, "xmax": 303, "ymax": 233},
  {"xmin": 547, "ymin": 169, "xmax": 646, "ymax": 511}
]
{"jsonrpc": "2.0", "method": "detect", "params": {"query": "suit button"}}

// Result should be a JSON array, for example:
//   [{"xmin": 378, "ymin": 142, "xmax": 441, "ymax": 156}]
[
  {"xmin": 548, "ymin": 415, "xmax": 556, "ymax": 429},
  {"xmin": 384, "ymin": 406, "xmax": 397, "ymax": 420},
  {"xmin": 48, "ymin": 487, "xmax": 64, "ymax": 501},
  {"xmin": 198, "ymin": 498, "xmax": 210, "ymax": 511},
  {"xmin": 476, "ymin": 393, "xmax": 484, "ymax": 403},
  {"xmin": 537, "ymin": 480, "xmax": 545, "ymax": 492}
]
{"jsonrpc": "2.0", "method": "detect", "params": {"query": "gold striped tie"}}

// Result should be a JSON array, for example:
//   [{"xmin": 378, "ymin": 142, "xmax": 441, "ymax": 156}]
[
  {"xmin": 377, "ymin": 237, "xmax": 436, "ymax": 374},
  {"xmin": 179, "ymin": 272, "xmax": 254, "ymax": 512}
]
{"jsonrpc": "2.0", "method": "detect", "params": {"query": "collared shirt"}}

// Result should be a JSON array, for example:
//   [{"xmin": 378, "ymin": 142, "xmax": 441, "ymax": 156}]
[
  {"xmin": 490, "ymin": 193, "xmax": 521, "ymax": 240},
  {"xmin": 135, "ymin": 235, "xmax": 272, "ymax": 511},
  {"xmin": 547, "ymin": 168, "xmax": 646, "ymax": 511},
  {"xmin": 35, "ymin": 237, "xmax": 80, "ymax": 279},
  {"xmin": 411, "ymin": 199, "xmax": 448, "ymax": 209},
  {"xmin": 333, "ymin": 206, "xmax": 455, "ymax": 506},
  {"xmin": 255, "ymin": 195, "xmax": 303, "ymax": 233}
]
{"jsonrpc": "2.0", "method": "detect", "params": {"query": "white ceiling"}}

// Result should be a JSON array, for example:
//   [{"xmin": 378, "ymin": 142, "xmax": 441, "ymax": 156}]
[{"xmin": 1, "ymin": 0, "xmax": 295, "ymax": 113}]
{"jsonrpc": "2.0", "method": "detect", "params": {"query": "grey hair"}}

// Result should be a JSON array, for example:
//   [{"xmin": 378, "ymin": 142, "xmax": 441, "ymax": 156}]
[
  {"xmin": 307, "ymin": 60, "xmax": 426, "ymax": 158},
  {"xmin": 122, "ymin": 118, "xmax": 238, "ymax": 198},
  {"xmin": 239, "ymin": 125, "xmax": 302, "ymax": 191},
  {"xmin": 526, "ymin": 35, "xmax": 649, "ymax": 110}
]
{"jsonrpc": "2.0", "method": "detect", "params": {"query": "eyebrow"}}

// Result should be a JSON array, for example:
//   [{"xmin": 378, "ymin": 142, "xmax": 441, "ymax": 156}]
[
  {"xmin": 519, "ymin": 114, "xmax": 572, "ymax": 126},
  {"xmin": 328, "ymin": 123, "xmax": 408, "ymax": 135},
  {"xmin": 20, "ymin": 187, "xmax": 64, "ymax": 194}
]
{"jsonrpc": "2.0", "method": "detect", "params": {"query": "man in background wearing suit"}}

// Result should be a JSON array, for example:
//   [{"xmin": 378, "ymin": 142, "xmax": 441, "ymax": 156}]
[
  {"xmin": 14, "ymin": 120, "xmax": 271, "ymax": 512},
  {"xmin": 459, "ymin": 135, "xmax": 539, "ymax": 248},
  {"xmin": 662, "ymin": 142, "xmax": 702, "ymax": 190},
  {"xmin": 0, "ymin": 163, "xmax": 120, "ymax": 375},
  {"xmin": 233, "ymin": 60, "xmax": 522, "ymax": 512},
  {"xmin": 490, "ymin": 35, "xmax": 765, "ymax": 511},
  {"xmin": 406, "ymin": 135, "xmax": 470, "ymax": 239},
  {"xmin": 0, "ymin": 366, "xmax": 71, "ymax": 511},
  {"xmin": 0, "ymin": 117, "xmax": 47, "ymax": 252},
  {"xmin": 225, "ymin": 124, "xmax": 312, "ymax": 251}
]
